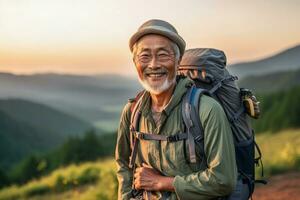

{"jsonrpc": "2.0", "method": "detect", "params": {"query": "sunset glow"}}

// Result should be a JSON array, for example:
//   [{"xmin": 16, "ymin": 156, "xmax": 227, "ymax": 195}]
[{"xmin": 0, "ymin": 0, "xmax": 299, "ymax": 75}]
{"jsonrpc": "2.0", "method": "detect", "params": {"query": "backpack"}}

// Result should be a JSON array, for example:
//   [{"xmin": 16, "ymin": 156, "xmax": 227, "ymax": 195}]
[
  {"xmin": 178, "ymin": 48, "xmax": 266, "ymax": 198},
  {"xmin": 128, "ymin": 48, "xmax": 266, "ymax": 199}
]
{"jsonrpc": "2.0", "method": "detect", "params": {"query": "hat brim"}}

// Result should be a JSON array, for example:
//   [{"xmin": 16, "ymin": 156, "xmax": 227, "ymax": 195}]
[{"xmin": 129, "ymin": 27, "xmax": 186, "ymax": 56}]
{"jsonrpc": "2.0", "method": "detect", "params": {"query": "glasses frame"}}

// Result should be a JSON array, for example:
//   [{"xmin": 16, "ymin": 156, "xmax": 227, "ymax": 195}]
[{"xmin": 135, "ymin": 52, "xmax": 176, "ymax": 65}]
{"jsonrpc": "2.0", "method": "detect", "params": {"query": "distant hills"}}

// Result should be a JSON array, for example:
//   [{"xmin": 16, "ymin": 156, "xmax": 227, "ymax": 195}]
[
  {"xmin": 0, "ymin": 109, "xmax": 58, "ymax": 170},
  {"xmin": 0, "ymin": 74, "xmax": 139, "ymax": 170},
  {"xmin": 0, "ymin": 43, "xmax": 299, "ymax": 188},
  {"xmin": 0, "ymin": 99, "xmax": 92, "ymax": 136},
  {"xmin": 228, "ymin": 44, "xmax": 300, "ymax": 78},
  {"xmin": 0, "ymin": 99, "xmax": 93, "ymax": 170},
  {"xmin": 0, "ymin": 73, "xmax": 140, "ymax": 130},
  {"xmin": 0, "ymin": 44, "xmax": 299, "ymax": 132},
  {"xmin": 237, "ymin": 68, "xmax": 300, "ymax": 93}
]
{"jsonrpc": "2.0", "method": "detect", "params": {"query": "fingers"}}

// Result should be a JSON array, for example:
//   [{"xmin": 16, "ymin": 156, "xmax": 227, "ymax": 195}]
[
  {"xmin": 134, "ymin": 177, "xmax": 154, "ymax": 190},
  {"xmin": 134, "ymin": 163, "xmax": 152, "ymax": 177},
  {"xmin": 134, "ymin": 172, "xmax": 151, "ymax": 190},
  {"xmin": 134, "ymin": 169, "xmax": 140, "ymax": 179},
  {"xmin": 133, "ymin": 164, "xmax": 153, "ymax": 190},
  {"xmin": 134, "ymin": 175, "xmax": 141, "ymax": 189},
  {"xmin": 134, "ymin": 167, "xmax": 142, "ymax": 189},
  {"xmin": 133, "ymin": 166, "xmax": 148, "ymax": 181},
  {"xmin": 136, "ymin": 163, "xmax": 160, "ymax": 177},
  {"xmin": 133, "ymin": 166, "xmax": 144, "ymax": 185}
]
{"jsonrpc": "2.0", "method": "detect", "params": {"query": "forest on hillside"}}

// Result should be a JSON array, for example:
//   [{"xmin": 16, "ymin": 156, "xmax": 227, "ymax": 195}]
[
  {"xmin": 253, "ymin": 85, "xmax": 300, "ymax": 133},
  {"xmin": 1, "ymin": 84, "xmax": 300, "ymax": 190}
]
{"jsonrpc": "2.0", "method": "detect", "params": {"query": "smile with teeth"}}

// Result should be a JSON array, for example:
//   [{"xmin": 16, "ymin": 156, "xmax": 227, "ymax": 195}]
[
  {"xmin": 145, "ymin": 72, "xmax": 167, "ymax": 78},
  {"xmin": 147, "ymin": 73, "xmax": 166, "ymax": 78}
]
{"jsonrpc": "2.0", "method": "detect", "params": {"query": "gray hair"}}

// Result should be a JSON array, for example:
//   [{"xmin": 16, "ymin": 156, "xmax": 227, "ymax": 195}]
[{"xmin": 132, "ymin": 40, "xmax": 181, "ymax": 62}]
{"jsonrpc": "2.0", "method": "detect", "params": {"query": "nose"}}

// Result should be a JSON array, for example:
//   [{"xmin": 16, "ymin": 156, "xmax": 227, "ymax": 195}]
[{"xmin": 148, "ymin": 55, "xmax": 161, "ymax": 69}]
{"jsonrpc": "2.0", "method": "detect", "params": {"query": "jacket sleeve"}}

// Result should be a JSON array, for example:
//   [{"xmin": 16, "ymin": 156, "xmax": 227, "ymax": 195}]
[
  {"xmin": 172, "ymin": 96, "xmax": 237, "ymax": 200},
  {"xmin": 115, "ymin": 102, "xmax": 133, "ymax": 200}
]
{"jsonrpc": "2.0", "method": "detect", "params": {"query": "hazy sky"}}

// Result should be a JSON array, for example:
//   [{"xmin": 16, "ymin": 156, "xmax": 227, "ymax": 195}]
[{"xmin": 0, "ymin": 0, "xmax": 299, "ymax": 76}]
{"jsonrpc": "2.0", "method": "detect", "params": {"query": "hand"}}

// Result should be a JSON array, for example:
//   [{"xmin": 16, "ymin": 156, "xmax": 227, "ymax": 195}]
[
  {"xmin": 134, "ymin": 163, "xmax": 161, "ymax": 191},
  {"xmin": 134, "ymin": 163, "xmax": 175, "ymax": 192}
]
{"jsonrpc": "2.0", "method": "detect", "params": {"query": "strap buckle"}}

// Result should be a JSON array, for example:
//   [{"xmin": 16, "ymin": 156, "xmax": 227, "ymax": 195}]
[
  {"xmin": 167, "ymin": 135, "xmax": 178, "ymax": 142},
  {"xmin": 135, "ymin": 132, "xmax": 144, "ymax": 140}
]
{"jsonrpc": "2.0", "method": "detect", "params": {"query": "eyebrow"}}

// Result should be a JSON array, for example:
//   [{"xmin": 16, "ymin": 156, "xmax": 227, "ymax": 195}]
[{"xmin": 138, "ymin": 47, "xmax": 172, "ymax": 54}]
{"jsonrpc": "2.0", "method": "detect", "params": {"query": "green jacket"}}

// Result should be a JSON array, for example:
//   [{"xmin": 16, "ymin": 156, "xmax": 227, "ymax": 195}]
[{"xmin": 115, "ymin": 78, "xmax": 237, "ymax": 200}]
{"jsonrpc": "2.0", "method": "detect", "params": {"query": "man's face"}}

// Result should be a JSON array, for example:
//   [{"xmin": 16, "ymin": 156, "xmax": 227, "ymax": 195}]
[{"xmin": 133, "ymin": 34, "xmax": 178, "ymax": 95}]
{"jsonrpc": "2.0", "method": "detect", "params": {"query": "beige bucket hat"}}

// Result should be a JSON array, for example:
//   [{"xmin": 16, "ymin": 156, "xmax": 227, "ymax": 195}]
[{"xmin": 129, "ymin": 19, "xmax": 186, "ymax": 56}]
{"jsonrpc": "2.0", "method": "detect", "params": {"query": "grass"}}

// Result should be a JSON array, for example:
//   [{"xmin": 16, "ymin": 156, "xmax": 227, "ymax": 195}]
[
  {"xmin": 0, "ymin": 159, "xmax": 117, "ymax": 200},
  {"xmin": 256, "ymin": 129, "xmax": 300, "ymax": 177},
  {"xmin": 0, "ymin": 129, "xmax": 299, "ymax": 200}
]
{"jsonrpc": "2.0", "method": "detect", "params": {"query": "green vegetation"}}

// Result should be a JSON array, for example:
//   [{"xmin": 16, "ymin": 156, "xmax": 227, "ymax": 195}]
[
  {"xmin": 0, "ymin": 160, "xmax": 117, "ymax": 200},
  {"xmin": 253, "ymin": 85, "xmax": 300, "ymax": 133},
  {"xmin": 0, "ymin": 110, "xmax": 59, "ymax": 170},
  {"xmin": 6, "ymin": 130, "xmax": 116, "ymax": 186},
  {"xmin": 238, "ymin": 68, "xmax": 300, "ymax": 93},
  {"xmin": 0, "ymin": 129, "xmax": 299, "ymax": 200},
  {"xmin": 1, "ymin": 74, "xmax": 300, "ymax": 199},
  {"xmin": 0, "ymin": 99, "xmax": 94, "ymax": 171},
  {"xmin": 0, "ymin": 170, "xmax": 9, "ymax": 189},
  {"xmin": 256, "ymin": 129, "xmax": 300, "ymax": 177}
]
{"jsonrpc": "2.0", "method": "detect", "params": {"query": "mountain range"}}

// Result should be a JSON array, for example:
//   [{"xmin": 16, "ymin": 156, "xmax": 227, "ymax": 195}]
[
  {"xmin": 0, "ymin": 99, "xmax": 93, "ymax": 170},
  {"xmin": 237, "ymin": 68, "xmax": 300, "ymax": 93},
  {"xmin": 228, "ymin": 44, "xmax": 300, "ymax": 78},
  {"xmin": 0, "ymin": 99, "xmax": 92, "ymax": 136},
  {"xmin": 0, "ymin": 44, "xmax": 299, "ymax": 133},
  {"xmin": 0, "ymin": 73, "xmax": 141, "ymax": 130},
  {"xmin": 0, "ymin": 43, "xmax": 299, "ymax": 172}
]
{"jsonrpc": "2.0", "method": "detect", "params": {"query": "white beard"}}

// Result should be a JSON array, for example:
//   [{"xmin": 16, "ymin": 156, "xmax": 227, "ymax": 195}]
[{"xmin": 138, "ymin": 75, "xmax": 176, "ymax": 95}]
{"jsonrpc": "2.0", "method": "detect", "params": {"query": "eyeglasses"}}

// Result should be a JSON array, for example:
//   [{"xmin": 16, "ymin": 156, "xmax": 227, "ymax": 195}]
[{"xmin": 135, "ymin": 53, "xmax": 175, "ymax": 64}]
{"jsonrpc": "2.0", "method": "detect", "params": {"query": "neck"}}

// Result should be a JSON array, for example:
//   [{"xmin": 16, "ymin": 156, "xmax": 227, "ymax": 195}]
[{"xmin": 150, "ymin": 82, "xmax": 176, "ymax": 113}]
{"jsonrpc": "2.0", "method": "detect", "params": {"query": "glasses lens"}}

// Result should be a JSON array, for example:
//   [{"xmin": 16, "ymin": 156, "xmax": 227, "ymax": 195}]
[{"xmin": 137, "ymin": 53, "xmax": 174, "ymax": 64}]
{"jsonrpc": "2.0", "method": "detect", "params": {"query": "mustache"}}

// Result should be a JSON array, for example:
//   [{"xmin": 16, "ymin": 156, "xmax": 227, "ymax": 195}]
[{"xmin": 143, "ymin": 68, "xmax": 168, "ymax": 75}]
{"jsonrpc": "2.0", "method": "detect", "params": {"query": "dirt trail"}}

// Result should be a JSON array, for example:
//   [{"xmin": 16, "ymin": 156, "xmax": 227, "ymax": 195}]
[{"xmin": 252, "ymin": 172, "xmax": 300, "ymax": 200}]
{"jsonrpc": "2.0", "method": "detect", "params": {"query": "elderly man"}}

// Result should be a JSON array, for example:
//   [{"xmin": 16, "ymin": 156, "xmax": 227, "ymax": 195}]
[{"xmin": 115, "ymin": 19, "xmax": 237, "ymax": 200}]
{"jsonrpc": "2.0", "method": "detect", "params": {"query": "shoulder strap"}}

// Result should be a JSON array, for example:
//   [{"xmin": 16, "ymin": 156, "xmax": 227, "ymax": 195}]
[
  {"xmin": 182, "ymin": 86, "xmax": 211, "ymax": 168},
  {"xmin": 128, "ymin": 90, "xmax": 145, "ymax": 169}
]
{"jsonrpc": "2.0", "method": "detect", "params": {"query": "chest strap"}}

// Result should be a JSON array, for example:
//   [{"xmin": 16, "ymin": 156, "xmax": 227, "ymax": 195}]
[{"xmin": 134, "ymin": 131, "xmax": 188, "ymax": 142}]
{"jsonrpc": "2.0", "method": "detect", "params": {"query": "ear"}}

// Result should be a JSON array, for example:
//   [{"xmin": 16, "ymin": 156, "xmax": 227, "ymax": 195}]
[{"xmin": 132, "ymin": 57, "xmax": 138, "ymax": 68}]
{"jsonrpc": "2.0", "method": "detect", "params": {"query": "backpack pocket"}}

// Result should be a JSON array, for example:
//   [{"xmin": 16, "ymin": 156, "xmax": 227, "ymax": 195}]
[{"xmin": 235, "ymin": 137, "xmax": 255, "ymax": 195}]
